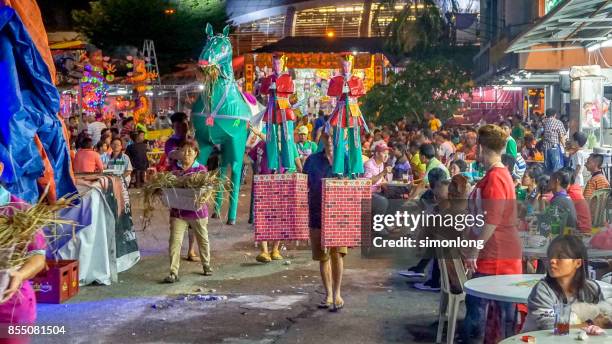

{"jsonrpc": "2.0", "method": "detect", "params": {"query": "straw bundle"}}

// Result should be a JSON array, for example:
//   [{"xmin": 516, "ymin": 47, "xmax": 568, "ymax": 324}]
[
  {"xmin": 142, "ymin": 170, "xmax": 229, "ymax": 230},
  {"xmin": 198, "ymin": 65, "xmax": 220, "ymax": 113},
  {"xmin": 0, "ymin": 193, "xmax": 78, "ymax": 270}
]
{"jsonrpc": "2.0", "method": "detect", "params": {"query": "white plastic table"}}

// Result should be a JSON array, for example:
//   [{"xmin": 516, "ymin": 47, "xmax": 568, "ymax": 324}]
[
  {"xmin": 522, "ymin": 246, "xmax": 612, "ymax": 258},
  {"xmin": 464, "ymin": 274, "xmax": 612, "ymax": 303},
  {"xmin": 464, "ymin": 274, "xmax": 545, "ymax": 303},
  {"xmin": 500, "ymin": 329, "xmax": 610, "ymax": 343}
]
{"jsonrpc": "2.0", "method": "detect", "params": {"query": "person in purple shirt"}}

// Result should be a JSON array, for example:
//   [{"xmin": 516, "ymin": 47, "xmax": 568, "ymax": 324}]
[
  {"xmin": 164, "ymin": 112, "xmax": 189, "ymax": 170},
  {"xmin": 164, "ymin": 112, "xmax": 201, "ymax": 262},
  {"xmin": 164, "ymin": 140, "xmax": 212, "ymax": 283}
]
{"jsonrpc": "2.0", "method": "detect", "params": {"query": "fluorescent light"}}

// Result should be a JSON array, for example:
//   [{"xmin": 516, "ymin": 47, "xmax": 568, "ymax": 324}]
[
  {"xmin": 503, "ymin": 86, "xmax": 522, "ymax": 91},
  {"xmin": 559, "ymin": 70, "xmax": 570, "ymax": 75},
  {"xmin": 198, "ymin": 84, "xmax": 205, "ymax": 90},
  {"xmin": 602, "ymin": 38, "xmax": 612, "ymax": 48},
  {"xmin": 506, "ymin": 80, "xmax": 513, "ymax": 85}
]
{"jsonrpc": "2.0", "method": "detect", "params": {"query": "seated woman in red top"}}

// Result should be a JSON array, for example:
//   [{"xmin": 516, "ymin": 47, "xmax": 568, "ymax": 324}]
[
  {"xmin": 463, "ymin": 124, "xmax": 522, "ymax": 343},
  {"xmin": 562, "ymin": 167, "xmax": 592, "ymax": 233}
]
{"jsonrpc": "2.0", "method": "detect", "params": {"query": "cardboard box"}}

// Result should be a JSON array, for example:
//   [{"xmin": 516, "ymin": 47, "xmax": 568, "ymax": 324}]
[{"xmin": 254, "ymin": 173, "xmax": 309, "ymax": 242}]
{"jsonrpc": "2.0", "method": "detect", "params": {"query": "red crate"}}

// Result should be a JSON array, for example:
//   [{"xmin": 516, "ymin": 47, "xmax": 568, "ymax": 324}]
[
  {"xmin": 253, "ymin": 173, "xmax": 309, "ymax": 242},
  {"xmin": 31, "ymin": 260, "xmax": 79, "ymax": 304},
  {"xmin": 321, "ymin": 178, "xmax": 372, "ymax": 248}
]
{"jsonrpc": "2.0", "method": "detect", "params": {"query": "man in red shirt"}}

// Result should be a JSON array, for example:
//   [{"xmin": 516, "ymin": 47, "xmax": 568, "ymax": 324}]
[{"xmin": 564, "ymin": 167, "xmax": 592, "ymax": 233}]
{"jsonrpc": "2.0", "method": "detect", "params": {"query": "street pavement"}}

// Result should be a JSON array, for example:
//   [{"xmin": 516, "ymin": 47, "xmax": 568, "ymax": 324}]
[{"xmin": 34, "ymin": 182, "xmax": 446, "ymax": 344}]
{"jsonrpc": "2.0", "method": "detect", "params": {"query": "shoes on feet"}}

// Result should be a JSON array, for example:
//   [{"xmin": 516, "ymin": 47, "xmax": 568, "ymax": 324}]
[
  {"xmin": 163, "ymin": 273, "xmax": 179, "ymax": 283},
  {"xmin": 256, "ymin": 252, "xmax": 272, "ymax": 263},
  {"xmin": 271, "ymin": 250, "xmax": 283, "ymax": 260},
  {"xmin": 397, "ymin": 268, "xmax": 426, "ymax": 278},
  {"xmin": 413, "ymin": 280, "xmax": 440, "ymax": 292}
]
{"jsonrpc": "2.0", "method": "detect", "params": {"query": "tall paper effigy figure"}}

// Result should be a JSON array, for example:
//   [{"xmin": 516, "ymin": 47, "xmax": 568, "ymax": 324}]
[
  {"xmin": 327, "ymin": 54, "xmax": 368, "ymax": 176},
  {"xmin": 259, "ymin": 53, "xmax": 297, "ymax": 172},
  {"xmin": 253, "ymin": 54, "xmax": 308, "ymax": 244},
  {"xmin": 191, "ymin": 24, "xmax": 260, "ymax": 225}
]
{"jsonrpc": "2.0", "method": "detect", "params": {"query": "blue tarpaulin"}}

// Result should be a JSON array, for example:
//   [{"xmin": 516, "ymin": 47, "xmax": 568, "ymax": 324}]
[{"xmin": 0, "ymin": 6, "xmax": 75, "ymax": 202}]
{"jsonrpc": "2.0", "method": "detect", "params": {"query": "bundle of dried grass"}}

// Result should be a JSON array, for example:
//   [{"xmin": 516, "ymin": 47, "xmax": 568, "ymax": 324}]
[
  {"xmin": 142, "ymin": 170, "xmax": 229, "ymax": 230},
  {"xmin": 198, "ymin": 65, "xmax": 220, "ymax": 113},
  {"xmin": 0, "ymin": 193, "xmax": 78, "ymax": 271}
]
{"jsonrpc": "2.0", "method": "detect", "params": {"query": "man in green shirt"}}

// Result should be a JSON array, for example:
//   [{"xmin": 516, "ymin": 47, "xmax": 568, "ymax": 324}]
[
  {"xmin": 511, "ymin": 118, "xmax": 525, "ymax": 142},
  {"xmin": 410, "ymin": 143, "xmax": 449, "ymax": 198},
  {"xmin": 500, "ymin": 121, "xmax": 518, "ymax": 158},
  {"xmin": 296, "ymin": 125, "xmax": 318, "ymax": 164}
]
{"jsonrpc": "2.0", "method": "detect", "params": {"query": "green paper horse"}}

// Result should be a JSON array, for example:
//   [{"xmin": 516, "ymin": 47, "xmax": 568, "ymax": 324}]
[{"xmin": 191, "ymin": 24, "xmax": 260, "ymax": 225}]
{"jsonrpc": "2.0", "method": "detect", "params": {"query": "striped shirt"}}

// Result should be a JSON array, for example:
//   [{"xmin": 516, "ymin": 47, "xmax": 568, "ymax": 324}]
[
  {"xmin": 583, "ymin": 171, "xmax": 610, "ymax": 199},
  {"xmin": 542, "ymin": 117, "xmax": 566, "ymax": 150}
]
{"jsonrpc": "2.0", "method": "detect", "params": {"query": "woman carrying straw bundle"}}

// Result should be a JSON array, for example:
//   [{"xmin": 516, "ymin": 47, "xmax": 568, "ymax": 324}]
[
  {"xmin": 0, "ymin": 161, "xmax": 47, "ymax": 339},
  {"xmin": 164, "ymin": 140, "xmax": 212, "ymax": 283}
]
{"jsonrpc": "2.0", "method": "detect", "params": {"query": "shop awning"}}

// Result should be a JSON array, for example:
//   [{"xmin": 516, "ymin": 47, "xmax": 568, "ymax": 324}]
[{"xmin": 506, "ymin": 0, "xmax": 612, "ymax": 53}]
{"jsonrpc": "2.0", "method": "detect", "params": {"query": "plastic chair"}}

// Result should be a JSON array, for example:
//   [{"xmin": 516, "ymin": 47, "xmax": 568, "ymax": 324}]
[
  {"xmin": 436, "ymin": 257, "xmax": 468, "ymax": 344},
  {"xmin": 589, "ymin": 188, "xmax": 611, "ymax": 227}
]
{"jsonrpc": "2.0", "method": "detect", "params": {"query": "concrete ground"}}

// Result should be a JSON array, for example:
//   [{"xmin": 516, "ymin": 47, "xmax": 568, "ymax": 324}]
[{"xmin": 33, "ymin": 182, "xmax": 448, "ymax": 344}]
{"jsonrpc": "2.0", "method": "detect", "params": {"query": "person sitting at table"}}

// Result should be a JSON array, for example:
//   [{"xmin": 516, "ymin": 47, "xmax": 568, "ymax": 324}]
[
  {"xmin": 583, "ymin": 153, "xmax": 610, "ymax": 200},
  {"xmin": 449, "ymin": 159, "xmax": 467, "ymax": 177},
  {"xmin": 547, "ymin": 168, "xmax": 578, "ymax": 230},
  {"xmin": 562, "ymin": 167, "xmax": 592, "ymax": 234},
  {"xmin": 522, "ymin": 165, "xmax": 544, "ymax": 206},
  {"xmin": 391, "ymin": 143, "xmax": 412, "ymax": 182},
  {"xmin": 523, "ymin": 235, "xmax": 606, "ymax": 332},
  {"xmin": 364, "ymin": 143, "xmax": 393, "ymax": 219},
  {"xmin": 536, "ymin": 174, "xmax": 553, "ymax": 213},
  {"xmin": 408, "ymin": 141, "xmax": 426, "ymax": 182},
  {"xmin": 399, "ymin": 168, "xmax": 450, "ymax": 287},
  {"xmin": 101, "ymin": 138, "xmax": 134, "ymax": 185},
  {"xmin": 73, "ymin": 137, "xmax": 104, "ymax": 174}
]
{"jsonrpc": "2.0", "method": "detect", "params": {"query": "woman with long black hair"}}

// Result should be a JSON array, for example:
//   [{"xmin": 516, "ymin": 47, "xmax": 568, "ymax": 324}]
[{"xmin": 523, "ymin": 235, "xmax": 605, "ymax": 332}]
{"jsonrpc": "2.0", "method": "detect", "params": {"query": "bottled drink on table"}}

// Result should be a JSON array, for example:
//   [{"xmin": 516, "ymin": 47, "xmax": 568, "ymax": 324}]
[{"xmin": 550, "ymin": 208, "xmax": 561, "ymax": 236}]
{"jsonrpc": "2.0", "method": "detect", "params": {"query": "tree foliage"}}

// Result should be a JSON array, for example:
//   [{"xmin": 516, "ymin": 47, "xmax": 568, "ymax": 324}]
[
  {"xmin": 72, "ymin": 0, "xmax": 227, "ymax": 71},
  {"xmin": 363, "ymin": 0, "xmax": 475, "ymax": 125},
  {"xmin": 362, "ymin": 57, "xmax": 472, "ymax": 125}
]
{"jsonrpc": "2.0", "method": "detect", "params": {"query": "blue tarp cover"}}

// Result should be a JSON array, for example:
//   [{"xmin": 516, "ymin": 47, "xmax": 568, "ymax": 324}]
[{"xmin": 0, "ymin": 6, "xmax": 75, "ymax": 202}]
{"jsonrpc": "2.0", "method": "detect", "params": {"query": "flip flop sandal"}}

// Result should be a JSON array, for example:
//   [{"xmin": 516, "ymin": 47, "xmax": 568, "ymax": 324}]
[
  {"xmin": 330, "ymin": 302, "xmax": 344, "ymax": 312},
  {"xmin": 186, "ymin": 255, "xmax": 201, "ymax": 262},
  {"xmin": 163, "ymin": 273, "xmax": 179, "ymax": 283},
  {"xmin": 317, "ymin": 301, "xmax": 332, "ymax": 309}
]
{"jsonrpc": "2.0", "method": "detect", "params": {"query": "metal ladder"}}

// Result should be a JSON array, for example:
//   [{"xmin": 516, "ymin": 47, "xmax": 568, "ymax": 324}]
[{"xmin": 142, "ymin": 39, "xmax": 161, "ymax": 85}]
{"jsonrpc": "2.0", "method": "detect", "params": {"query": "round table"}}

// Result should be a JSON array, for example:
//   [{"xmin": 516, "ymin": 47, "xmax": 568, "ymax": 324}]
[
  {"xmin": 523, "ymin": 245, "xmax": 612, "ymax": 258},
  {"xmin": 464, "ymin": 274, "xmax": 612, "ymax": 303},
  {"xmin": 500, "ymin": 329, "xmax": 610, "ymax": 343},
  {"xmin": 464, "ymin": 274, "xmax": 545, "ymax": 303}
]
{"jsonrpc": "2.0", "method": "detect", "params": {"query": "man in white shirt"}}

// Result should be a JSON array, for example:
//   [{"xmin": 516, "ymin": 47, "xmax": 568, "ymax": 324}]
[{"xmin": 88, "ymin": 113, "xmax": 107, "ymax": 146}]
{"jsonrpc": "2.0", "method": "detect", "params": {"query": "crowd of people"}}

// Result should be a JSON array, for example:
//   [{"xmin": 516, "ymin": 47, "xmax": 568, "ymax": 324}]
[{"xmin": 58, "ymin": 106, "xmax": 612, "ymax": 340}]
